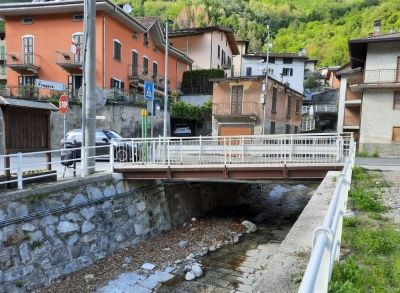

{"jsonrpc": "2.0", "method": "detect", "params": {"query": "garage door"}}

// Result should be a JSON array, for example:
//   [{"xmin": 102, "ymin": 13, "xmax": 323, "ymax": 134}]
[{"xmin": 220, "ymin": 125, "xmax": 253, "ymax": 145}]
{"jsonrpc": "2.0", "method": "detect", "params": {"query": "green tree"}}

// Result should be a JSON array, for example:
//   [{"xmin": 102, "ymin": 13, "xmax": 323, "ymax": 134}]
[{"xmin": 304, "ymin": 76, "xmax": 318, "ymax": 89}]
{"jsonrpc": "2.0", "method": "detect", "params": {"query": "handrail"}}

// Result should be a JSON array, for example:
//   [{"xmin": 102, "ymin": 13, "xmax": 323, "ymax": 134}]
[{"xmin": 298, "ymin": 138, "xmax": 355, "ymax": 293}]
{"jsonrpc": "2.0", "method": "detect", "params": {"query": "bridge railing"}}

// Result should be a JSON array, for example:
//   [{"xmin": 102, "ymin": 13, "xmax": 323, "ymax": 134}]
[
  {"xmin": 298, "ymin": 138, "xmax": 356, "ymax": 293},
  {"xmin": 110, "ymin": 133, "xmax": 353, "ymax": 168}
]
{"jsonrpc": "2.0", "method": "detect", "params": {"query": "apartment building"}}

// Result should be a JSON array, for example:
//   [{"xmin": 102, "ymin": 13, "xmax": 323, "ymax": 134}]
[{"xmin": 336, "ymin": 20, "xmax": 400, "ymax": 155}]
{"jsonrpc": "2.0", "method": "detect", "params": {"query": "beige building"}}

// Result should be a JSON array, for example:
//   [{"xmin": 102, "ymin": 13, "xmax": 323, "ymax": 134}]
[
  {"xmin": 336, "ymin": 20, "xmax": 400, "ymax": 155},
  {"xmin": 232, "ymin": 40, "xmax": 249, "ymax": 77},
  {"xmin": 211, "ymin": 76, "xmax": 303, "ymax": 136},
  {"xmin": 168, "ymin": 26, "xmax": 240, "ymax": 77}
]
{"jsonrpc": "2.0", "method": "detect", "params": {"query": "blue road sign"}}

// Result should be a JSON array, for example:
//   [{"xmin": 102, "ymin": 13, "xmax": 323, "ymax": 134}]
[{"xmin": 144, "ymin": 81, "xmax": 154, "ymax": 100}]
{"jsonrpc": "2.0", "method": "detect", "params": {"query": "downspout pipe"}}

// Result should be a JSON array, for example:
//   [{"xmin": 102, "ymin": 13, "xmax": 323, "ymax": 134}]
[{"xmin": 103, "ymin": 7, "xmax": 116, "ymax": 88}]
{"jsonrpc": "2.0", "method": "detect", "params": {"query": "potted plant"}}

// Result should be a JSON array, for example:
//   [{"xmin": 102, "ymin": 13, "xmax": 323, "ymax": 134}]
[
  {"xmin": 10, "ymin": 54, "xmax": 18, "ymax": 61},
  {"xmin": 62, "ymin": 53, "xmax": 71, "ymax": 60}
]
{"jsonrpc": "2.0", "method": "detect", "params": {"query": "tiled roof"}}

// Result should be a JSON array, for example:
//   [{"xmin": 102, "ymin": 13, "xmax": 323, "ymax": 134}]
[
  {"xmin": 134, "ymin": 17, "xmax": 158, "ymax": 29},
  {"xmin": 350, "ymin": 32, "xmax": 400, "ymax": 42}
]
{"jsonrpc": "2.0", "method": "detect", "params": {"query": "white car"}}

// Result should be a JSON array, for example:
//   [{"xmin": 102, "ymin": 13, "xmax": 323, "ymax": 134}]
[{"xmin": 173, "ymin": 123, "xmax": 191, "ymax": 136}]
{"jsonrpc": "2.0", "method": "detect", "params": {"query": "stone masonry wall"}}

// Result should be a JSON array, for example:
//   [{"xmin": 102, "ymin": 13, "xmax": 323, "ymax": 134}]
[
  {"xmin": 0, "ymin": 175, "xmax": 245, "ymax": 293},
  {"xmin": 362, "ymin": 143, "xmax": 400, "ymax": 157}
]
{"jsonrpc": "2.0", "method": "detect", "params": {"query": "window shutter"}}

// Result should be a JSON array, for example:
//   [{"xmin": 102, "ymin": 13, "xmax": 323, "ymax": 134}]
[
  {"xmin": 68, "ymin": 75, "xmax": 73, "ymax": 98},
  {"xmin": 110, "ymin": 78, "xmax": 114, "ymax": 88},
  {"xmin": 394, "ymin": 91, "xmax": 400, "ymax": 109},
  {"xmin": 121, "ymin": 82, "xmax": 124, "ymax": 89},
  {"xmin": 18, "ymin": 76, "xmax": 23, "ymax": 86}
]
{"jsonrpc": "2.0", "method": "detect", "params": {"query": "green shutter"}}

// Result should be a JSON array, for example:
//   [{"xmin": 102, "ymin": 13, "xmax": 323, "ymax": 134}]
[{"xmin": 0, "ymin": 45, "xmax": 5, "ymax": 60}]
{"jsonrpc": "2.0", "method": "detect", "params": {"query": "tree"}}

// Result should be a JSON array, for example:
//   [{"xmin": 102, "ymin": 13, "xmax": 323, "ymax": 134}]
[{"xmin": 304, "ymin": 76, "xmax": 318, "ymax": 89}]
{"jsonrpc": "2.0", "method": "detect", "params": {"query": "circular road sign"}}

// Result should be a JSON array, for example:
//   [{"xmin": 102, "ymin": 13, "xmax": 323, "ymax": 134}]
[{"xmin": 59, "ymin": 95, "xmax": 68, "ymax": 115}]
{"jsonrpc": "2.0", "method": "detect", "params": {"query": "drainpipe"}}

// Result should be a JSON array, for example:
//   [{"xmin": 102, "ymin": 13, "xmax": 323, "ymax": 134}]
[
  {"xmin": 210, "ymin": 31, "xmax": 213, "ymax": 69},
  {"xmin": 103, "ymin": 7, "xmax": 116, "ymax": 88}
]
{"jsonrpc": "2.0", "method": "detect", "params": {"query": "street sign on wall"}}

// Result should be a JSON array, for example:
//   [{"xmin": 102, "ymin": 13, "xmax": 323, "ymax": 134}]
[
  {"xmin": 35, "ymin": 79, "xmax": 66, "ymax": 91},
  {"xmin": 59, "ymin": 95, "xmax": 68, "ymax": 115}
]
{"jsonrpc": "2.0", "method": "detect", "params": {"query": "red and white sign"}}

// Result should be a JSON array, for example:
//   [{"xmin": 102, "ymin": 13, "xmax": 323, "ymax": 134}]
[
  {"xmin": 59, "ymin": 95, "xmax": 68, "ymax": 115},
  {"xmin": 71, "ymin": 38, "xmax": 80, "ymax": 55}
]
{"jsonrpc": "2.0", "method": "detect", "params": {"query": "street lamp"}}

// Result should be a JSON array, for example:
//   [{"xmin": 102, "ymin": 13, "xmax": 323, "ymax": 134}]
[
  {"xmin": 262, "ymin": 43, "xmax": 272, "ymax": 135},
  {"xmin": 163, "ymin": 18, "xmax": 174, "ymax": 138}
]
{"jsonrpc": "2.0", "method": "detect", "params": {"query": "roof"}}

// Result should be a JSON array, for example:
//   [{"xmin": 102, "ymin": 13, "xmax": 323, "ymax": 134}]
[
  {"xmin": 168, "ymin": 26, "xmax": 240, "ymax": 55},
  {"xmin": 135, "ymin": 17, "xmax": 158, "ymax": 29},
  {"xmin": 0, "ymin": 97, "xmax": 59, "ymax": 111},
  {"xmin": 0, "ymin": 0, "xmax": 148, "ymax": 33},
  {"xmin": 210, "ymin": 75, "xmax": 304, "ymax": 97},
  {"xmin": 243, "ymin": 53, "xmax": 309, "ymax": 60},
  {"xmin": 349, "ymin": 32, "xmax": 400, "ymax": 69}
]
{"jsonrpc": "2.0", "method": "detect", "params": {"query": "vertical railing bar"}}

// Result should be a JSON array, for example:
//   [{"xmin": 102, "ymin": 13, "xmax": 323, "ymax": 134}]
[{"xmin": 17, "ymin": 152, "xmax": 23, "ymax": 190}]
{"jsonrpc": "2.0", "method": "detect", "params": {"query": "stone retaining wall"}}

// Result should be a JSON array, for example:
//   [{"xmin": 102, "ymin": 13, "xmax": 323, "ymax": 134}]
[
  {"xmin": 0, "ymin": 175, "xmax": 245, "ymax": 293},
  {"xmin": 362, "ymin": 143, "xmax": 400, "ymax": 157}
]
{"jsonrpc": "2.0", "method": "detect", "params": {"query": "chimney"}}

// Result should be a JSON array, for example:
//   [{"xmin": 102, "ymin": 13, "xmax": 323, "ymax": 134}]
[{"xmin": 373, "ymin": 20, "xmax": 381, "ymax": 36}]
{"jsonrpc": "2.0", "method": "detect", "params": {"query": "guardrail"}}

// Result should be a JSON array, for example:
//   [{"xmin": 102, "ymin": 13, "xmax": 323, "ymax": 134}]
[
  {"xmin": 110, "ymin": 133, "xmax": 353, "ymax": 170},
  {"xmin": 298, "ymin": 138, "xmax": 356, "ymax": 293},
  {"xmin": 0, "ymin": 146, "xmax": 113, "ymax": 190},
  {"xmin": 301, "ymin": 118, "xmax": 316, "ymax": 132}
]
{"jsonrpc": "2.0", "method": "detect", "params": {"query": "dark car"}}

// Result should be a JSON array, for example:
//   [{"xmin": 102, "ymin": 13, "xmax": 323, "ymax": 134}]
[{"xmin": 60, "ymin": 129, "xmax": 140, "ymax": 162}]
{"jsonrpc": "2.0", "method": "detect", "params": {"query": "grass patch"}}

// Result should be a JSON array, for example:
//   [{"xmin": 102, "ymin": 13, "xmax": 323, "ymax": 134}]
[{"xmin": 329, "ymin": 167, "xmax": 400, "ymax": 292}]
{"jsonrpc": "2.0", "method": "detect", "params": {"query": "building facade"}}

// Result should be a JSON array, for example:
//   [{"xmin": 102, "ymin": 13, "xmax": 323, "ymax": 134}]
[
  {"xmin": 336, "ymin": 21, "xmax": 400, "ymax": 155},
  {"xmin": 211, "ymin": 76, "xmax": 303, "ymax": 136},
  {"xmin": 0, "ymin": 0, "xmax": 192, "ymax": 101},
  {"xmin": 168, "ymin": 26, "xmax": 240, "ymax": 77}
]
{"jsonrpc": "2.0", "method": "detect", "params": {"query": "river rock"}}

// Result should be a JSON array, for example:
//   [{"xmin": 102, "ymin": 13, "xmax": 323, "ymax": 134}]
[
  {"xmin": 242, "ymin": 220, "xmax": 257, "ymax": 232},
  {"xmin": 179, "ymin": 240, "xmax": 188, "ymax": 248},
  {"xmin": 191, "ymin": 264, "xmax": 203, "ymax": 277},
  {"xmin": 185, "ymin": 271, "xmax": 196, "ymax": 281},
  {"xmin": 209, "ymin": 245, "xmax": 216, "ymax": 252}
]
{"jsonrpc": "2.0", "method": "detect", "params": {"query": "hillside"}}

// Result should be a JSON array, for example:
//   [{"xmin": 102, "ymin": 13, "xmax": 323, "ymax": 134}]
[{"xmin": 116, "ymin": 0, "xmax": 400, "ymax": 67}]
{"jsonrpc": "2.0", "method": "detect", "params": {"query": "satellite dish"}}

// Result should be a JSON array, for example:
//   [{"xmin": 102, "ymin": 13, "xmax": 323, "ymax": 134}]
[
  {"xmin": 78, "ymin": 85, "xmax": 107, "ymax": 110},
  {"xmin": 122, "ymin": 4, "xmax": 132, "ymax": 13}
]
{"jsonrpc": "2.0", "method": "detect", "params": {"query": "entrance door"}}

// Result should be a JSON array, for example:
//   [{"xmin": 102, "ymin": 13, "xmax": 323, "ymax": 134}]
[
  {"xmin": 231, "ymin": 85, "xmax": 243, "ymax": 114},
  {"xmin": 132, "ymin": 51, "xmax": 138, "ymax": 76},
  {"xmin": 23, "ymin": 36, "xmax": 33, "ymax": 65}
]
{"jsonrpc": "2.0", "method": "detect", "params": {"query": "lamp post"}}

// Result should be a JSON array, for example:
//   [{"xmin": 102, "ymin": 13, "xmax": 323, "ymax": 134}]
[
  {"xmin": 163, "ymin": 18, "xmax": 174, "ymax": 138},
  {"xmin": 262, "ymin": 43, "xmax": 272, "ymax": 135}
]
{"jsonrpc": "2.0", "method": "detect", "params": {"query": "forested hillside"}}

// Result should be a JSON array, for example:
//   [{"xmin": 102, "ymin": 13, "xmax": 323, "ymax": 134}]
[{"xmin": 116, "ymin": 0, "xmax": 400, "ymax": 67}]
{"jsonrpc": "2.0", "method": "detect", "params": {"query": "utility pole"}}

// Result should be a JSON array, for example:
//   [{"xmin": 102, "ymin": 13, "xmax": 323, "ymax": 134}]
[
  {"xmin": 84, "ymin": 0, "xmax": 96, "ymax": 175},
  {"xmin": 163, "ymin": 18, "xmax": 173, "ymax": 138},
  {"xmin": 262, "ymin": 21, "xmax": 272, "ymax": 135}
]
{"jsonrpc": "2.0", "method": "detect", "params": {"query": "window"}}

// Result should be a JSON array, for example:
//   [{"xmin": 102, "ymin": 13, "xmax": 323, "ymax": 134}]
[
  {"xmin": 113, "ymin": 40, "xmax": 121, "ymax": 61},
  {"xmin": 143, "ymin": 33, "xmax": 149, "ymax": 46},
  {"xmin": 394, "ymin": 92, "xmax": 400, "ymax": 109},
  {"xmin": 218, "ymin": 45, "xmax": 220, "ymax": 59},
  {"xmin": 221, "ymin": 50, "xmax": 225, "ymax": 65},
  {"xmin": 143, "ymin": 57, "xmax": 148, "ymax": 74},
  {"xmin": 132, "ymin": 33, "xmax": 138, "ymax": 41},
  {"xmin": 22, "ymin": 17, "xmax": 33, "ymax": 25},
  {"xmin": 110, "ymin": 78, "xmax": 124, "ymax": 89},
  {"xmin": 294, "ymin": 126, "xmax": 298, "ymax": 133},
  {"xmin": 271, "ymin": 87, "xmax": 277, "ymax": 113},
  {"xmin": 23, "ymin": 35, "xmax": 34, "ymax": 65},
  {"xmin": 285, "ymin": 124, "xmax": 291, "ymax": 134},
  {"xmin": 72, "ymin": 33, "xmax": 83, "ymax": 62},
  {"xmin": 0, "ymin": 45, "xmax": 5, "ymax": 60},
  {"xmin": 226, "ymin": 40, "xmax": 227, "ymax": 46},
  {"xmin": 246, "ymin": 67, "xmax": 252, "ymax": 76},
  {"xmin": 72, "ymin": 15, "xmax": 84, "ymax": 22},
  {"xmin": 270, "ymin": 121, "xmax": 275, "ymax": 134},
  {"xmin": 231, "ymin": 85, "xmax": 243, "ymax": 114},
  {"xmin": 287, "ymin": 95, "xmax": 292, "ymax": 117},
  {"xmin": 283, "ymin": 58, "xmax": 293, "ymax": 64},
  {"xmin": 282, "ymin": 68, "xmax": 293, "ymax": 76},
  {"xmin": 152, "ymin": 62, "xmax": 158, "ymax": 80},
  {"xmin": 0, "ymin": 65, "xmax": 6, "ymax": 75},
  {"xmin": 393, "ymin": 127, "xmax": 400, "ymax": 141},
  {"xmin": 268, "ymin": 57, "xmax": 275, "ymax": 64},
  {"xmin": 295, "ymin": 98, "xmax": 300, "ymax": 114}
]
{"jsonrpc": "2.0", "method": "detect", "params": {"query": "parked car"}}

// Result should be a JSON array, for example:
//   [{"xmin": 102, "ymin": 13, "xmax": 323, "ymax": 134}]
[
  {"xmin": 60, "ymin": 129, "xmax": 140, "ymax": 162},
  {"xmin": 173, "ymin": 123, "xmax": 191, "ymax": 136}
]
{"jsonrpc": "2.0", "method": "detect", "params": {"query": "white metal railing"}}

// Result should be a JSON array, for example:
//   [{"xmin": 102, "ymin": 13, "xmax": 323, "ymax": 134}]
[
  {"xmin": 0, "ymin": 146, "xmax": 113, "ymax": 190},
  {"xmin": 110, "ymin": 133, "xmax": 353, "ymax": 169},
  {"xmin": 301, "ymin": 118, "xmax": 316, "ymax": 132},
  {"xmin": 302, "ymin": 105, "xmax": 338, "ymax": 115},
  {"xmin": 298, "ymin": 139, "xmax": 356, "ymax": 293}
]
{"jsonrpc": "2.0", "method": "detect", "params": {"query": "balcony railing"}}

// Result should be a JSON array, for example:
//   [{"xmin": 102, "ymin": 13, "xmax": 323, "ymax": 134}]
[
  {"xmin": 302, "ymin": 104, "xmax": 338, "ymax": 115},
  {"xmin": 349, "ymin": 69, "xmax": 398, "ymax": 85},
  {"xmin": 127, "ymin": 64, "xmax": 167, "ymax": 89},
  {"xmin": 212, "ymin": 102, "xmax": 262, "ymax": 117},
  {"xmin": 55, "ymin": 50, "xmax": 83, "ymax": 71},
  {"xmin": 300, "ymin": 118, "xmax": 316, "ymax": 132},
  {"xmin": 5, "ymin": 52, "xmax": 41, "ymax": 69},
  {"xmin": 221, "ymin": 58, "xmax": 231, "ymax": 69}
]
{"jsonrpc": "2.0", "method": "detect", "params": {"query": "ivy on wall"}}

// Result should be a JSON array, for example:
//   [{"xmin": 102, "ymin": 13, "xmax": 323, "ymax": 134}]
[
  {"xmin": 181, "ymin": 69, "xmax": 224, "ymax": 94},
  {"xmin": 171, "ymin": 101, "xmax": 203, "ymax": 120}
]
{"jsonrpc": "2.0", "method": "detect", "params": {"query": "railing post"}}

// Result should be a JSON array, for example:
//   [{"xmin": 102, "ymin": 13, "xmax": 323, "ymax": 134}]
[
  {"xmin": 199, "ymin": 135, "xmax": 202, "ymax": 161},
  {"xmin": 110, "ymin": 142, "xmax": 114, "ymax": 172},
  {"xmin": 224, "ymin": 137, "xmax": 227, "ymax": 165},
  {"xmin": 289, "ymin": 135, "xmax": 293, "ymax": 161},
  {"xmin": 180, "ymin": 138, "xmax": 183, "ymax": 163},
  {"xmin": 17, "ymin": 152, "xmax": 23, "ymax": 190},
  {"xmin": 81, "ymin": 146, "xmax": 86, "ymax": 178},
  {"xmin": 167, "ymin": 138, "xmax": 170, "ymax": 166}
]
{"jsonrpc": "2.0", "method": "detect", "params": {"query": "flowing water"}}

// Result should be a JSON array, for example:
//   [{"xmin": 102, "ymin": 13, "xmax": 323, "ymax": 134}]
[{"xmin": 156, "ymin": 183, "xmax": 318, "ymax": 293}]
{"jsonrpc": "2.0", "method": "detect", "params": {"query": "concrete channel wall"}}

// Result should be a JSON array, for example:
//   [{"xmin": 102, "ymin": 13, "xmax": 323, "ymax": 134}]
[{"xmin": 0, "ymin": 175, "xmax": 246, "ymax": 292}]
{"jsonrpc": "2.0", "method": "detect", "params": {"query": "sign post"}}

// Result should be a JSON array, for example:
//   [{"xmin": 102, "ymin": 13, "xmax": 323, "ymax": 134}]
[
  {"xmin": 144, "ymin": 81, "xmax": 154, "ymax": 137},
  {"xmin": 59, "ymin": 95, "xmax": 68, "ymax": 149}
]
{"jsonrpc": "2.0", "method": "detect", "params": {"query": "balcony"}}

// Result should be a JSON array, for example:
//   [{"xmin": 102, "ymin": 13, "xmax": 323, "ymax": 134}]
[
  {"xmin": 349, "ymin": 69, "xmax": 400, "ymax": 92},
  {"xmin": 127, "ymin": 64, "xmax": 168, "ymax": 92},
  {"xmin": 55, "ymin": 50, "xmax": 83, "ymax": 72},
  {"xmin": 343, "ymin": 116, "xmax": 360, "ymax": 129},
  {"xmin": 221, "ymin": 58, "xmax": 231, "ymax": 70},
  {"xmin": 212, "ymin": 102, "xmax": 261, "ymax": 119},
  {"xmin": 6, "ymin": 52, "xmax": 41, "ymax": 74}
]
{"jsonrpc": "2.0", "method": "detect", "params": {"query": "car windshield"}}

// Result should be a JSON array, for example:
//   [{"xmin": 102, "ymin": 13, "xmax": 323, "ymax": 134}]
[{"xmin": 106, "ymin": 130, "xmax": 122, "ymax": 139}]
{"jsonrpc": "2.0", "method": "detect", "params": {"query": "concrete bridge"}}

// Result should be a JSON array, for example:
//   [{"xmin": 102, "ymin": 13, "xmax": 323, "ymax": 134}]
[{"xmin": 113, "ymin": 133, "xmax": 353, "ymax": 181}]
